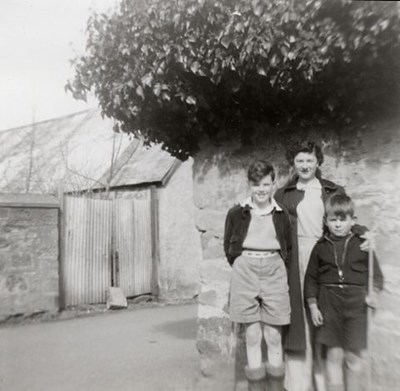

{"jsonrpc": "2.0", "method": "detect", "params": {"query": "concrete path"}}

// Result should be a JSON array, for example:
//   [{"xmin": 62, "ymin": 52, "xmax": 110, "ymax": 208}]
[{"xmin": 0, "ymin": 304, "xmax": 201, "ymax": 391}]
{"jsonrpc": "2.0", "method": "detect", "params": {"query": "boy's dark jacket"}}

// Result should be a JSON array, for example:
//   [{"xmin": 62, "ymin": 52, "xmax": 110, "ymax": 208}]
[
  {"xmin": 274, "ymin": 177, "xmax": 345, "ymax": 352},
  {"xmin": 274, "ymin": 176, "xmax": 368, "ymax": 353},
  {"xmin": 304, "ymin": 233, "xmax": 384, "ymax": 302},
  {"xmin": 223, "ymin": 201, "xmax": 292, "ymax": 267}
]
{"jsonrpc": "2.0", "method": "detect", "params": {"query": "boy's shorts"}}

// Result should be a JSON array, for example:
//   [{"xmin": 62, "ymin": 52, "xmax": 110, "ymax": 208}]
[
  {"xmin": 229, "ymin": 251, "xmax": 290, "ymax": 325},
  {"xmin": 317, "ymin": 285, "xmax": 367, "ymax": 352}
]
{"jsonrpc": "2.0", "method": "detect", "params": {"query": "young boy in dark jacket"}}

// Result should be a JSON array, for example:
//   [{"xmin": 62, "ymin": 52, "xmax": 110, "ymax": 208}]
[
  {"xmin": 224, "ymin": 160, "xmax": 292, "ymax": 391},
  {"xmin": 304, "ymin": 194, "xmax": 383, "ymax": 391}
]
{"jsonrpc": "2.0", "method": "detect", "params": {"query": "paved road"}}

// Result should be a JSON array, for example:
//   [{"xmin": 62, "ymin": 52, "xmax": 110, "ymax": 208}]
[{"xmin": 0, "ymin": 304, "xmax": 201, "ymax": 391}]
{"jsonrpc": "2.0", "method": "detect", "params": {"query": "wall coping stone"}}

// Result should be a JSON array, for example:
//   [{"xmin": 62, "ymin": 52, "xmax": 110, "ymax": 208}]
[{"xmin": 0, "ymin": 193, "xmax": 60, "ymax": 208}]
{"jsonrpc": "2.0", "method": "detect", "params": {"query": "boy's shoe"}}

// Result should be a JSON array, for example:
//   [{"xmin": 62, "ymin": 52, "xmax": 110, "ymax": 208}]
[
  {"xmin": 245, "ymin": 365, "xmax": 267, "ymax": 391},
  {"xmin": 265, "ymin": 362, "xmax": 285, "ymax": 391}
]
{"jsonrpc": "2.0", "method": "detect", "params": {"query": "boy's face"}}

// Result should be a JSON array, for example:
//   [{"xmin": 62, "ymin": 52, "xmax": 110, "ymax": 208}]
[
  {"xmin": 325, "ymin": 213, "xmax": 355, "ymax": 237},
  {"xmin": 249, "ymin": 175, "xmax": 274, "ymax": 206}
]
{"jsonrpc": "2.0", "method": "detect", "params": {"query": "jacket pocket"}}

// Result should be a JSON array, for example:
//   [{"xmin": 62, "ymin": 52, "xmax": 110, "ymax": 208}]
[
  {"xmin": 318, "ymin": 264, "xmax": 331, "ymax": 274},
  {"xmin": 230, "ymin": 235, "xmax": 238, "ymax": 244},
  {"xmin": 351, "ymin": 260, "xmax": 368, "ymax": 272},
  {"xmin": 228, "ymin": 235, "xmax": 240, "ymax": 259}
]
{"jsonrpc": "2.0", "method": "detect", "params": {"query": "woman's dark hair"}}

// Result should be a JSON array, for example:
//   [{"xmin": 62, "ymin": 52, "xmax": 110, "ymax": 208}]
[
  {"xmin": 285, "ymin": 141, "xmax": 324, "ymax": 166},
  {"xmin": 247, "ymin": 160, "xmax": 275, "ymax": 183}
]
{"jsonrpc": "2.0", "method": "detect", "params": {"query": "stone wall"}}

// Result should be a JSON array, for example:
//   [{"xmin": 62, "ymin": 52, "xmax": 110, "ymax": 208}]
[
  {"xmin": 194, "ymin": 118, "xmax": 400, "ymax": 391},
  {"xmin": 158, "ymin": 158, "xmax": 202, "ymax": 301},
  {"xmin": 0, "ymin": 194, "xmax": 60, "ymax": 320}
]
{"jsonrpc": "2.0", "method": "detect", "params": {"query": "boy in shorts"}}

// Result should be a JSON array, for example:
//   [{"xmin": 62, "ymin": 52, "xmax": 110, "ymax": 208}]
[
  {"xmin": 304, "ymin": 194, "xmax": 383, "ymax": 391},
  {"xmin": 224, "ymin": 160, "xmax": 292, "ymax": 391}
]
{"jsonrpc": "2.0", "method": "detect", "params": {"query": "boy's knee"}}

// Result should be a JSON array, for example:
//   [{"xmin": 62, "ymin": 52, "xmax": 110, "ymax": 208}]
[
  {"xmin": 264, "ymin": 326, "xmax": 282, "ymax": 348},
  {"xmin": 246, "ymin": 323, "xmax": 262, "ymax": 347}
]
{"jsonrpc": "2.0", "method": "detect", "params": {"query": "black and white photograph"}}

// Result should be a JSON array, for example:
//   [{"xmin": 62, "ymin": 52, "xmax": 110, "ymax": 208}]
[{"xmin": 0, "ymin": 1, "xmax": 399, "ymax": 390}]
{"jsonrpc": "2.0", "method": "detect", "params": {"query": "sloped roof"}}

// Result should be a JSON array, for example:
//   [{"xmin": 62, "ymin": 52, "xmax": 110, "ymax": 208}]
[
  {"xmin": 0, "ymin": 109, "xmax": 179, "ymax": 194},
  {"xmin": 97, "ymin": 140, "xmax": 179, "ymax": 189}
]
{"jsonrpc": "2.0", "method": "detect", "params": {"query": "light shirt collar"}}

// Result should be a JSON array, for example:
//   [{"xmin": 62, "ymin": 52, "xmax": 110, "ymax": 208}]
[
  {"xmin": 240, "ymin": 197, "xmax": 282, "ymax": 216},
  {"xmin": 296, "ymin": 177, "xmax": 322, "ymax": 191}
]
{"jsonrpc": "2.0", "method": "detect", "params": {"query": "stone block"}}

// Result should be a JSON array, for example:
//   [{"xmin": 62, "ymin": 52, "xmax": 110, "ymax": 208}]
[
  {"xmin": 196, "ymin": 209, "xmax": 226, "ymax": 237},
  {"xmin": 41, "ymin": 275, "xmax": 59, "ymax": 294},
  {"xmin": 0, "ymin": 258, "xmax": 5, "ymax": 272},
  {"xmin": 5, "ymin": 274, "xmax": 29, "ymax": 293},
  {"xmin": 0, "ymin": 237, "xmax": 11, "ymax": 249},
  {"xmin": 201, "ymin": 232, "xmax": 224, "ymax": 259},
  {"xmin": 0, "ymin": 208, "xmax": 10, "ymax": 219},
  {"xmin": 11, "ymin": 252, "xmax": 33, "ymax": 269},
  {"xmin": 199, "ymin": 290, "xmax": 217, "ymax": 306},
  {"xmin": 36, "ymin": 294, "xmax": 59, "ymax": 313},
  {"xmin": 106, "ymin": 287, "xmax": 128, "ymax": 309}
]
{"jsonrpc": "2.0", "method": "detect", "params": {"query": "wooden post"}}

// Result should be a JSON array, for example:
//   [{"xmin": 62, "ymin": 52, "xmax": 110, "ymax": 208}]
[
  {"xmin": 57, "ymin": 181, "xmax": 66, "ymax": 310},
  {"xmin": 367, "ymin": 244, "xmax": 375, "ymax": 391},
  {"xmin": 150, "ymin": 185, "xmax": 160, "ymax": 296}
]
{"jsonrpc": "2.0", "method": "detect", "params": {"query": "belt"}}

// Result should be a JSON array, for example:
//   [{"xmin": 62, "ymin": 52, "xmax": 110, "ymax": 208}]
[
  {"xmin": 322, "ymin": 283, "xmax": 365, "ymax": 289},
  {"xmin": 242, "ymin": 250, "xmax": 278, "ymax": 257}
]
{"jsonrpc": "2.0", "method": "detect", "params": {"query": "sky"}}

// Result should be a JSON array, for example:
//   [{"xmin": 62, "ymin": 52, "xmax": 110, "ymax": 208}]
[{"xmin": 0, "ymin": 0, "xmax": 118, "ymax": 131}]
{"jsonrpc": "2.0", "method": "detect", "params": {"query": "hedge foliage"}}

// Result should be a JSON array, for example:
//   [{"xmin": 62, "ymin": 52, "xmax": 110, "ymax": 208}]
[{"xmin": 67, "ymin": 0, "xmax": 400, "ymax": 159}]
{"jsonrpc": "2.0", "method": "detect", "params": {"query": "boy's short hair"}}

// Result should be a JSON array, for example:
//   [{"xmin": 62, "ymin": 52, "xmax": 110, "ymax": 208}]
[
  {"xmin": 247, "ymin": 160, "xmax": 275, "ymax": 182},
  {"xmin": 286, "ymin": 140, "xmax": 324, "ymax": 166},
  {"xmin": 325, "ymin": 194, "xmax": 355, "ymax": 218}
]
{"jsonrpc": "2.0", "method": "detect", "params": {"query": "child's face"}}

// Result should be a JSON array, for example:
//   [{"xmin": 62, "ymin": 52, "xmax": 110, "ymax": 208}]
[
  {"xmin": 325, "ymin": 213, "xmax": 355, "ymax": 237},
  {"xmin": 249, "ymin": 175, "xmax": 274, "ymax": 206},
  {"xmin": 293, "ymin": 151, "xmax": 319, "ymax": 182}
]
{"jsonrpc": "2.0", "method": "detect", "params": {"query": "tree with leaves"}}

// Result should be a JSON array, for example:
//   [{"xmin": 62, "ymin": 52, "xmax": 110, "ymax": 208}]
[{"xmin": 67, "ymin": 0, "xmax": 400, "ymax": 159}]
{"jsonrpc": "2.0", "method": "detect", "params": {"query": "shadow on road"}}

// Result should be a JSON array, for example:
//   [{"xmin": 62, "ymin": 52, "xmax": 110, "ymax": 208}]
[{"xmin": 152, "ymin": 317, "xmax": 198, "ymax": 340}]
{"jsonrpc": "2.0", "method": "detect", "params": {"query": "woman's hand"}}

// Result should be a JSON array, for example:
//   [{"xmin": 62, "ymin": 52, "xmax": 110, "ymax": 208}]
[
  {"xmin": 360, "ymin": 231, "xmax": 375, "ymax": 252},
  {"xmin": 309, "ymin": 303, "xmax": 324, "ymax": 327},
  {"xmin": 366, "ymin": 290, "xmax": 380, "ymax": 309}
]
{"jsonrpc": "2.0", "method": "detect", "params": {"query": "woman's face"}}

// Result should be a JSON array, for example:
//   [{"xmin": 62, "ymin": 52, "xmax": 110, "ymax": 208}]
[{"xmin": 293, "ymin": 151, "xmax": 319, "ymax": 182}]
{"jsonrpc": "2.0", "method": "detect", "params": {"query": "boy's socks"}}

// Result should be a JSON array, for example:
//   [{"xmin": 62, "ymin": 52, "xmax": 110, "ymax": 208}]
[
  {"xmin": 244, "ymin": 365, "xmax": 267, "ymax": 391},
  {"xmin": 265, "ymin": 362, "xmax": 284, "ymax": 391}
]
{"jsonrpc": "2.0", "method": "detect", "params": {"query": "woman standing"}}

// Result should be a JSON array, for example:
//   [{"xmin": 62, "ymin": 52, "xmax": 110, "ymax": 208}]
[{"xmin": 275, "ymin": 141, "xmax": 344, "ymax": 391}]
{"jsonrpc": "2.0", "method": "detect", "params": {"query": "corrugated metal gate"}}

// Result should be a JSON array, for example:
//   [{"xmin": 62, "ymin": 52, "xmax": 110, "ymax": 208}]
[{"xmin": 61, "ymin": 189, "xmax": 155, "ymax": 306}]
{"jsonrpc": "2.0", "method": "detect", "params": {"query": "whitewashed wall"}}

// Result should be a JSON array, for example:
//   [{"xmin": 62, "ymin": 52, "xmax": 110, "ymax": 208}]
[{"xmin": 194, "ymin": 118, "xmax": 400, "ymax": 390}]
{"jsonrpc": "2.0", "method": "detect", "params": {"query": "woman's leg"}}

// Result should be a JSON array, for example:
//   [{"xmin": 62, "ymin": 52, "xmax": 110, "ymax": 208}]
[
  {"xmin": 344, "ymin": 350, "xmax": 363, "ymax": 391},
  {"xmin": 326, "ymin": 347, "xmax": 344, "ymax": 388},
  {"xmin": 314, "ymin": 341, "xmax": 327, "ymax": 391},
  {"xmin": 285, "ymin": 317, "xmax": 314, "ymax": 391}
]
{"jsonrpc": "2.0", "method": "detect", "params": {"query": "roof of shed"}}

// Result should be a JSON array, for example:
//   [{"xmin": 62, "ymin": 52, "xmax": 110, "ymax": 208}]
[
  {"xmin": 97, "ymin": 140, "xmax": 179, "ymax": 189},
  {"xmin": 0, "ymin": 109, "xmax": 179, "ymax": 194}
]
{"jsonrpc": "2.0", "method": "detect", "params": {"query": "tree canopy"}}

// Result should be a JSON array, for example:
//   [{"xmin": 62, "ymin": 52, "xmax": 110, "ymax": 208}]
[{"xmin": 67, "ymin": 0, "xmax": 400, "ymax": 159}]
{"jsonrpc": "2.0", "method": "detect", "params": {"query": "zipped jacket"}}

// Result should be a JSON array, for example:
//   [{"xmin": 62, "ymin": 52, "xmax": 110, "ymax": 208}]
[
  {"xmin": 304, "ymin": 233, "xmax": 384, "ymax": 302},
  {"xmin": 274, "ymin": 176, "xmax": 345, "ymax": 352},
  {"xmin": 223, "ymin": 201, "xmax": 292, "ymax": 267}
]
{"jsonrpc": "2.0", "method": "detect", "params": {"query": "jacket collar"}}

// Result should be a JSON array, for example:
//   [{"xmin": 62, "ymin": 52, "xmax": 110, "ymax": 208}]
[
  {"xmin": 240, "ymin": 197, "xmax": 282, "ymax": 215},
  {"xmin": 322, "ymin": 233, "xmax": 354, "ymax": 243},
  {"xmin": 284, "ymin": 176, "xmax": 339, "ymax": 192},
  {"xmin": 318, "ymin": 229, "xmax": 364, "ymax": 244}
]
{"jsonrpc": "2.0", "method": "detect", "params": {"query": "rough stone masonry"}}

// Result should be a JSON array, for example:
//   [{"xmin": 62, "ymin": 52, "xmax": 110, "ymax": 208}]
[
  {"xmin": 194, "ymin": 118, "xmax": 400, "ymax": 391},
  {"xmin": 0, "ymin": 195, "xmax": 59, "ymax": 321}
]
